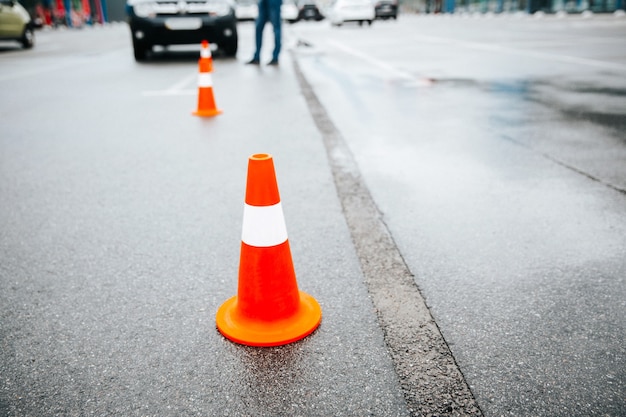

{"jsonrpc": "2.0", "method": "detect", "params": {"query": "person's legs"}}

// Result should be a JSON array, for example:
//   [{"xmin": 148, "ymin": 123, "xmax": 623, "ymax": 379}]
[
  {"xmin": 268, "ymin": 0, "xmax": 282, "ymax": 62},
  {"xmin": 251, "ymin": 0, "xmax": 268, "ymax": 62}
]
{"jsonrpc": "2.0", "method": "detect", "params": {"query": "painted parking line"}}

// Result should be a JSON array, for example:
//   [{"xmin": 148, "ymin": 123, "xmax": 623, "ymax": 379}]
[
  {"xmin": 0, "ymin": 61, "xmax": 79, "ymax": 82},
  {"xmin": 411, "ymin": 34, "xmax": 626, "ymax": 72},
  {"xmin": 328, "ymin": 35, "xmax": 626, "ymax": 81},
  {"xmin": 142, "ymin": 73, "xmax": 197, "ymax": 96},
  {"xmin": 327, "ymin": 40, "xmax": 435, "ymax": 87}
]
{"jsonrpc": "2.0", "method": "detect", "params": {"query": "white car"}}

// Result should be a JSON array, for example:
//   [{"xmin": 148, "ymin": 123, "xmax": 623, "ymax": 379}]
[
  {"xmin": 327, "ymin": 0, "xmax": 374, "ymax": 26},
  {"xmin": 281, "ymin": 0, "xmax": 299, "ymax": 23},
  {"xmin": 235, "ymin": 0, "xmax": 258, "ymax": 20}
]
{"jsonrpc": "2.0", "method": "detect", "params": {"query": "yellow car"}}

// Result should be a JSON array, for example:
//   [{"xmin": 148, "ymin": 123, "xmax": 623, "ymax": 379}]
[{"xmin": 0, "ymin": 0, "xmax": 34, "ymax": 48}]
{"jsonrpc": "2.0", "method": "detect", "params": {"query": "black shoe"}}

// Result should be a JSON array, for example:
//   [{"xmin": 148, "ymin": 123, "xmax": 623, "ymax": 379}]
[
  {"xmin": 246, "ymin": 58, "xmax": 260, "ymax": 65},
  {"xmin": 267, "ymin": 59, "xmax": 279, "ymax": 66}
]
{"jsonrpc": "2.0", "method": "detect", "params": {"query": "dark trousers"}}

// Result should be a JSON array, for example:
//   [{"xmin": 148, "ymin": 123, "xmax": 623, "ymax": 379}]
[{"xmin": 253, "ymin": 0, "xmax": 282, "ymax": 61}]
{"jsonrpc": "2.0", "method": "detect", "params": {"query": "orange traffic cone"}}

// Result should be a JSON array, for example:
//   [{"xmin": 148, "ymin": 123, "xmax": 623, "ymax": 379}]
[
  {"xmin": 192, "ymin": 40, "xmax": 222, "ymax": 117},
  {"xmin": 216, "ymin": 153, "xmax": 322, "ymax": 347}
]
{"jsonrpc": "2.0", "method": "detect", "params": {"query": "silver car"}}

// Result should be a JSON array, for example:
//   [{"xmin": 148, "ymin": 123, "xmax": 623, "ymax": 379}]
[{"xmin": 0, "ymin": 0, "xmax": 34, "ymax": 48}]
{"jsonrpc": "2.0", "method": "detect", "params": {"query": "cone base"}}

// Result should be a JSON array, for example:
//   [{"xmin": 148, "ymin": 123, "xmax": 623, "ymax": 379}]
[
  {"xmin": 193, "ymin": 108, "xmax": 223, "ymax": 117},
  {"xmin": 216, "ymin": 291, "xmax": 322, "ymax": 347}
]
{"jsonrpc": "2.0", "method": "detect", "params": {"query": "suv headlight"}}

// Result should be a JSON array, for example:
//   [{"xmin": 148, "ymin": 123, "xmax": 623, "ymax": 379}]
[{"xmin": 133, "ymin": 2, "xmax": 157, "ymax": 17}]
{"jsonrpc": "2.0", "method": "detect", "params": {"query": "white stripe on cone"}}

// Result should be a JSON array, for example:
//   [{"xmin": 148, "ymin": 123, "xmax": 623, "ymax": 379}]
[
  {"xmin": 201, "ymin": 48, "xmax": 211, "ymax": 59},
  {"xmin": 242, "ymin": 203, "xmax": 288, "ymax": 247},
  {"xmin": 198, "ymin": 73, "xmax": 213, "ymax": 87}
]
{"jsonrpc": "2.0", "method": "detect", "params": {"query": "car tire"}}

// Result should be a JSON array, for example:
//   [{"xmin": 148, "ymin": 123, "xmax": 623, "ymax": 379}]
[
  {"xmin": 133, "ymin": 40, "xmax": 149, "ymax": 61},
  {"xmin": 219, "ymin": 31, "xmax": 239, "ymax": 57},
  {"xmin": 21, "ymin": 26, "xmax": 34, "ymax": 49},
  {"xmin": 222, "ymin": 39, "xmax": 238, "ymax": 57},
  {"xmin": 367, "ymin": 19, "xmax": 372, "ymax": 25}
]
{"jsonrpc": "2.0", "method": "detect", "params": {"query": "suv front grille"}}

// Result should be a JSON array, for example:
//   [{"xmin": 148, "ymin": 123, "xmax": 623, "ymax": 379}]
[{"xmin": 153, "ymin": 1, "xmax": 214, "ymax": 15}]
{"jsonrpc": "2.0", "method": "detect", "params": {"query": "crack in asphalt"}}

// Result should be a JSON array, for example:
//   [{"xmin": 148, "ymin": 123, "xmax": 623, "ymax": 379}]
[{"xmin": 501, "ymin": 134, "xmax": 626, "ymax": 195}]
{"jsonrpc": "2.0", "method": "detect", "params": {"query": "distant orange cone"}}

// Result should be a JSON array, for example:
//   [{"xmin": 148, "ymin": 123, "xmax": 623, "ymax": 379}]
[
  {"xmin": 216, "ymin": 153, "xmax": 322, "ymax": 347},
  {"xmin": 192, "ymin": 40, "xmax": 222, "ymax": 117}
]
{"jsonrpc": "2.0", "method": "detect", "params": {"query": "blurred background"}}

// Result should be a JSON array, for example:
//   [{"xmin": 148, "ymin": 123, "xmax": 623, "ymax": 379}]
[{"xmin": 15, "ymin": 0, "xmax": 626, "ymax": 30}]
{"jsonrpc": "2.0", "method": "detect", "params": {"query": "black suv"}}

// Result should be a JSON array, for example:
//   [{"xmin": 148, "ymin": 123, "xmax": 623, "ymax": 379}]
[
  {"xmin": 297, "ymin": 0, "xmax": 323, "ymax": 21},
  {"xmin": 126, "ymin": 0, "xmax": 238, "ymax": 61}
]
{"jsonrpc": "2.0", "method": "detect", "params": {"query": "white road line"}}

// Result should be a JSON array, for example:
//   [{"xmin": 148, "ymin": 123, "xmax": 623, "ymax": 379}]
[
  {"xmin": 142, "ymin": 73, "xmax": 197, "ymax": 96},
  {"xmin": 328, "ymin": 35, "xmax": 626, "ymax": 80},
  {"xmin": 328, "ymin": 40, "xmax": 414, "ymax": 81},
  {"xmin": 411, "ymin": 34, "xmax": 626, "ymax": 71},
  {"xmin": 141, "ymin": 90, "xmax": 196, "ymax": 96},
  {"xmin": 327, "ymin": 40, "xmax": 434, "ymax": 86},
  {"xmin": 0, "ymin": 61, "xmax": 77, "ymax": 82}
]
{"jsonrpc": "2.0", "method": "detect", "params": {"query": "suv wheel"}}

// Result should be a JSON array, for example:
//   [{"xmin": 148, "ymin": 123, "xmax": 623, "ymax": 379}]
[
  {"xmin": 222, "ymin": 38, "xmax": 237, "ymax": 57},
  {"xmin": 133, "ymin": 40, "xmax": 149, "ymax": 61}
]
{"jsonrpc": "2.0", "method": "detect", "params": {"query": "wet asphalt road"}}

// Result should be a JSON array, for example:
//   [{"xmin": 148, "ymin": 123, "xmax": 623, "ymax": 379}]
[
  {"xmin": 291, "ymin": 13, "xmax": 626, "ymax": 416},
  {"xmin": 1, "ymin": 13, "xmax": 625, "ymax": 417}
]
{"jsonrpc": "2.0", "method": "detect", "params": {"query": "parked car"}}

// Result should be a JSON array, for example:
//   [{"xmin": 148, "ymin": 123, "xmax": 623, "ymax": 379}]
[
  {"xmin": 281, "ymin": 0, "xmax": 299, "ymax": 22},
  {"xmin": 297, "ymin": 0, "xmax": 323, "ymax": 21},
  {"xmin": 126, "ymin": 0, "xmax": 238, "ymax": 61},
  {"xmin": 0, "ymin": 0, "xmax": 34, "ymax": 48},
  {"xmin": 327, "ymin": 0, "xmax": 374, "ymax": 26},
  {"xmin": 374, "ymin": 0, "xmax": 397, "ymax": 19},
  {"xmin": 235, "ymin": 0, "xmax": 257, "ymax": 20}
]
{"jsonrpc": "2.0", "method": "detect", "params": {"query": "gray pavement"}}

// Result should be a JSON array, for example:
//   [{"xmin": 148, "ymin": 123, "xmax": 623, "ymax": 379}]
[
  {"xmin": 2, "ymin": 15, "xmax": 626, "ymax": 417},
  {"xmin": 0, "ymin": 25, "xmax": 410, "ymax": 416},
  {"xmin": 290, "ymin": 14, "xmax": 626, "ymax": 417}
]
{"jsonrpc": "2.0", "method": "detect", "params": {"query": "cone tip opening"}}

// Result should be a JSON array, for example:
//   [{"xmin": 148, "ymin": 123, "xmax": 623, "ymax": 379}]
[{"xmin": 251, "ymin": 153, "xmax": 272, "ymax": 161}]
